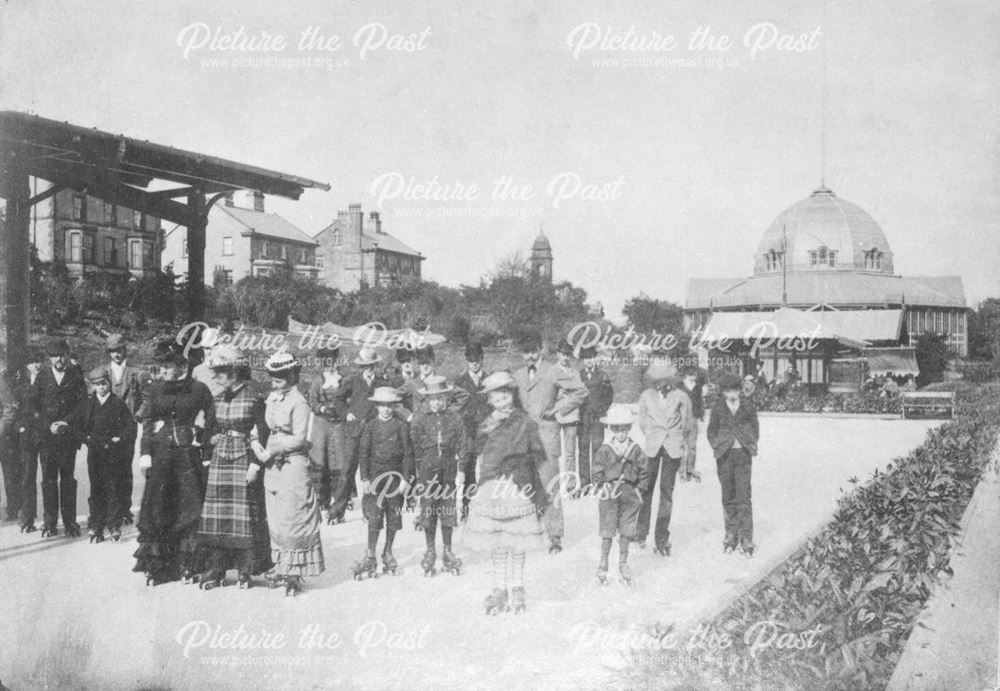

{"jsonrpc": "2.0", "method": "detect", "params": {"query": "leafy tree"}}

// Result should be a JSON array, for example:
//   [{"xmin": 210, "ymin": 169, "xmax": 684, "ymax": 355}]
[
  {"xmin": 967, "ymin": 298, "xmax": 1000, "ymax": 360},
  {"xmin": 914, "ymin": 332, "xmax": 949, "ymax": 387},
  {"xmin": 622, "ymin": 293, "xmax": 685, "ymax": 344}
]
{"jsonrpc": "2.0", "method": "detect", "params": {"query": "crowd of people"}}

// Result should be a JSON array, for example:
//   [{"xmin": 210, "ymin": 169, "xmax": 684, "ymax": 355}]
[{"xmin": 0, "ymin": 328, "xmax": 761, "ymax": 611}]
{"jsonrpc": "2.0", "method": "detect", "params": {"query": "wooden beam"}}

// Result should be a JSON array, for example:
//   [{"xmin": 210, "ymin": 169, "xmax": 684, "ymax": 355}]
[
  {"xmin": 186, "ymin": 191, "xmax": 207, "ymax": 323},
  {"xmin": 26, "ymin": 183, "xmax": 65, "ymax": 208},
  {"xmin": 45, "ymin": 172, "xmax": 198, "ymax": 227}
]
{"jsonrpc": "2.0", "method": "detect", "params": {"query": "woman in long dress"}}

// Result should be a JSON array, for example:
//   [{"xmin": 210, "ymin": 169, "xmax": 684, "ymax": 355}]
[
  {"xmin": 464, "ymin": 371, "xmax": 550, "ymax": 615},
  {"xmin": 194, "ymin": 346, "xmax": 273, "ymax": 589},
  {"xmin": 251, "ymin": 351, "xmax": 325, "ymax": 596},
  {"xmin": 133, "ymin": 346, "xmax": 216, "ymax": 585}
]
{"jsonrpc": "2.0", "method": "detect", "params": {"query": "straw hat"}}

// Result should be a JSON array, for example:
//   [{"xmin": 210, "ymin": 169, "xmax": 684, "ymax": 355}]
[
  {"xmin": 481, "ymin": 371, "xmax": 517, "ymax": 393},
  {"xmin": 209, "ymin": 345, "xmax": 249, "ymax": 369},
  {"xmin": 105, "ymin": 334, "xmax": 127, "ymax": 352},
  {"xmin": 354, "ymin": 347, "xmax": 380, "ymax": 366},
  {"xmin": 600, "ymin": 404, "xmax": 635, "ymax": 427},
  {"xmin": 418, "ymin": 375, "xmax": 453, "ymax": 396},
  {"xmin": 368, "ymin": 386, "xmax": 402, "ymax": 404},
  {"xmin": 265, "ymin": 350, "xmax": 301, "ymax": 376},
  {"xmin": 645, "ymin": 360, "xmax": 678, "ymax": 383}
]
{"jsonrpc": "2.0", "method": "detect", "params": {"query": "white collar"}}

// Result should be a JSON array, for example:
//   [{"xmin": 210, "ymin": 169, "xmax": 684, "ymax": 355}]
[{"xmin": 97, "ymin": 392, "xmax": 111, "ymax": 405}]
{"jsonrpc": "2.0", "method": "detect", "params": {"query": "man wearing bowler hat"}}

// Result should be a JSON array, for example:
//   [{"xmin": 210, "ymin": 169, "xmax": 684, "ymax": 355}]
[
  {"xmin": 577, "ymin": 345, "xmax": 614, "ymax": 495},
  {"xmin": 453, "ymin": 341, "xmax": 491, "ymax": 521},
  {"xmin": 12, "ymin": 346, "xmax": 44, "ymax": 532},
  {"xmin": 29, "ymin": 337, "xmax": 88, "ymax": 537},
  {"xmin": 636, "ymin": 359, "xmax": 692, "ymax": 555},
  {"xmin": 329, "ymin": 347, "xmax": 389, "ymax": 523}
]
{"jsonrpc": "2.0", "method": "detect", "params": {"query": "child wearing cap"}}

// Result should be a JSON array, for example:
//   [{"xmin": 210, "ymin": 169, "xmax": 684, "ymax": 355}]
[
  {"xmin": 706, "ymin": 374, "xmax": 760, "ymax": 557},
  {"xmin": 410, "ymin": 375, "xmax": 470, "ymax": 576},
  {"xmin": 351, "ymin": 386, "xmax": 414, "ymax": 579},
  {"xmin": 80, "ymin": 366, "xmax": 137, "ymax": 543},
  {"xmin": 592, "ymin": 404, "xmax": 649, "ymax": 585}
]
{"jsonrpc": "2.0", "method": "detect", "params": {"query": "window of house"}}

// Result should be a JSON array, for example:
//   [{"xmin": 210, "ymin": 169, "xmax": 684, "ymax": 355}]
[
  {"xmin": 260, "ymin": 240, "xmax": 269, "ymax": 259},
  {"xmin": 72, "ymin": 196, "xmax": 83, "ymax": 221},
  {"xmin": 281, "ymin": 244, "xmax": 288, "ymax": 260},
  {"xmin": 143, "ymin": 242, "xmax": 154, "ymax": 269},
  {"xmin": 332, "ymin": 229, "xmax": 342, "ymax": 246},
  {"xmin": 316, "ymin": 254, "xmax": 325, "ymax": 269},
  {"xmin": 133, "ymin": 209, "xmax": 142, "ymax": 228},
  {"xmin": 222, "ymin": 237, "xmax": 233, "ymax": 256},
  {"xmin": 67, "ymin": 231, "xmax": 83, "ymax": 263},
  {"xmin": 129, "ymin": 239, "xmax": 142, "ymax": 268},
  {"xmin": 298, "ymin": 248, "xmax": 307, "ymax": 264},
  {"xmin": 182, "ymin": 240, "xmax": 188, "ymax": 258},
  {"xmin": 828, "ymin": 251, "xmax": 836, "ymax": 267},
  {"xmin": 103, "ymin": 201, "xmax": 113, "ymax": 224},
  {"xmin": 764, "ymin": 250, "xmax": 783, "ymax": 272},
  {"xmin": 105, "ymin": 237, "xmax": 117, "ymax": 266}
]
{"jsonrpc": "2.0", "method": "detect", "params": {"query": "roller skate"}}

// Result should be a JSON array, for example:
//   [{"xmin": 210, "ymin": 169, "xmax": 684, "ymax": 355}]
[
  {"xmin": 510, "ymin": 586, "xmax": 527, "ymax": 614},
  {"xmin": 284, "ymin": 576, "xmax": 303, "ymax": 597},
  {"xmin": 421, "ymin": 549, "xmax": 437, "ymax": 577},
  {"xmin": 346, "ymin": 500, "xmax": 354, "ymax": 512},
  {"xmin": 325, "ymin": 509, "xmax": 345, "ymax": 525},
  {"xmin": 122, "ymin": 511, "xmax": 134, "ymax": 526},
  {"xmin": 40, "ymin": 524, "xmax": 57, "ymax": 538},
  {"xmin": 597, "ymin": 561, "xmax": 609, "ymax": 586},
  {"xmin": 548, "ymin": 537, "xmax": 562, "ymax": 554},
  {"xmin": 19, "ymin": 521, "xmax": 36, "ymax": 534},
  {"xmin": 109, "ymin": 528, "xmax": 122, "ymax": 543},
  {"xmin": 740, "ymin": 542, "xmax": 755, "ymax": 559},
  {"xmin": 265, "ymin": 571, "xmax": 286, "ymax": 589},
  {"xmin": 654, "ymin": 541, "xmax": 671, "ymax": 557},
  {"xmin": 381, "ymin": 550, "xmax": 398, "ymax": 576},
  {"xmin": 145, "ymin": 571, "xmax": 166, "ymax": 587},
  {"xmin": 441, "ymin": 549, "xmax": 462, "ymax": 576},
  {"xmin": 88, "ymin": 528, "xmax": 104, "ymax": 543},
  {"xmin": 723, "ymin": 538, "xmax": 738, "ymax": 554},
  {"xmin": 65, "ymin": 522, "xmax": 81, "ymax": 538},
  {"xmin": 687, "ymin": 471, "xmax": 702, "ymax": 483},
  {"xmin": 484, "ymin": 588, "xmax": 508, "ymax": 615},
  {"xmin": 198, "ymin": 569, "xmax": 225, "ymax": 590},
  {"xmin": 619, "ymin": 563, "xmax": 634, "ymax": 586},
  {"xmin": 351, "ymin": 550, "xmax": 378, "ymax": 580},
  {"xmin": 237, "ymin": 572, "xmax": 253, "ymax": 589},
  {"xmin": 181, "ymin": 568, "xmax": 197, "ymax": 585}
]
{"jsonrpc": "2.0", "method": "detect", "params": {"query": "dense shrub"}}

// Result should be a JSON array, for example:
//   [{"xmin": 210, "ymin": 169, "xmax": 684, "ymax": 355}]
[{"xmin": 632, "ymin": 383, "xmax": 1000, "ymax": 690}]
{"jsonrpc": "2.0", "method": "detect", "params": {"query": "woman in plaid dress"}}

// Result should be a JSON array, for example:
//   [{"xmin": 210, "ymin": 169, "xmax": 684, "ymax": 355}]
[{"xmin": 195, "ymin": 347, "xmax": 272, "ymax": 589}]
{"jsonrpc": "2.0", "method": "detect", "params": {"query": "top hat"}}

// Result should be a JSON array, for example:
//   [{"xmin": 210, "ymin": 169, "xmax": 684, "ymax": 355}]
[
  {"xmin": 578, "ymin": 346, "xmax": 597, "ymax": 360},
  {"xmin": 718, "ymin": 373, "xmax": 743, "ymax": 391},
  {"xmin": 105, "ymin": 334, "xmax": 127, "ymax": 351},
  {"xmin": 414, "ymin": 346, "xmax": 435, "ymax": 364},
  {"xmin": 153, "ymin": 337, "xmax": 186, "ymax": 364},
  {"xmin": 46, "ymin": 337, "xmax": 70, "ymax": 356},
  {"xmin": 418, "ymin": 375, "xmax": 453, "ymax": 396},
  {"xmin": 464, "ymin": 342, "xmax": 484, "ymax": 362},
  {"xmin": 394, "ymin": 348, "xmax": 413, "ymax": 364},
  {"xmin": 354, "ymin": 347, "xmax": 380, "ymax": 366},
  {"xmin": 481, "ymin": 371, "xmax": 517, "ymax": 393},
  {"xmin": 265, "ymin": 350, "xmax": 301, "ymax": 376},
  {"xmin": 600, "ymin": 404, "xmax": 635, "ymax": 427},
  {"xmin": 556, "ymin": 340, "xmax": 576, "ymax": 356},
  {"xmin": 369, "ymin": 386, "xmax": 402, "ymax": 404}
]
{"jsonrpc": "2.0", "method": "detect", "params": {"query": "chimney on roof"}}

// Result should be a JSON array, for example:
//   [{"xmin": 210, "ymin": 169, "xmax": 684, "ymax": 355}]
[
  {"xmin": 252, "ymin": 190, "xmax": 265, "ymax": 212},
  {"xmin": 369, "ymin": 210, "xmax": 383, "ymax": 234}
]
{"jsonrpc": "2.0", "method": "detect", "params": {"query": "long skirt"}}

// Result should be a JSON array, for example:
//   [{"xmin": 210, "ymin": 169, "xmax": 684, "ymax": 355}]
[
  {"xmin": 133, "ymin": 445, "xmax": 206, "ymax": 580},
  {"xmin": 264, "ymin": 453, "xmax": 324, "ymax": 577},
  {"xmin": 195, "ymin": 446, "xmax": 272, "ymax": 575},
  {"xmin": 463, "ymin": 478, "xmax": 546, "ymax": 553}
]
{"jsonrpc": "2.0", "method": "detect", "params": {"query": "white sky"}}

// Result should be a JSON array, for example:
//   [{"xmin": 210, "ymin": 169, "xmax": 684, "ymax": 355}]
[{"xmin": 2, "ymin": 0, "xmax": 997, "ymax": 320}]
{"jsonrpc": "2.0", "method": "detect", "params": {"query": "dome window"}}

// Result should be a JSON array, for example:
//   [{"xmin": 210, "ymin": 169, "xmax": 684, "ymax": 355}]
[
  {"xmin": 864, "ymin": 248, "xmax": 883, "ymax": 270},
  {"xmin": 764, "ymin": 249, "xmax": 784, "ymax": 272},
  {"xmin": 809, "ymin": 246, "xmax": 837, "ymax": 268}
]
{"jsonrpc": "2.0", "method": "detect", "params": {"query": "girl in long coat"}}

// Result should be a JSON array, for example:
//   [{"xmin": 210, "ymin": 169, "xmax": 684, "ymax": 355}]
[
  {"xmin": 251, "ymin": 351, "xmax": 324, "ymax": 596},
  {"xmin": 194, "ymin": 346, "xmax": 273, "ymax": 589},
  {"xmin": 464, "ymin": 371, "xmax": 549, "ymax": 615},
  {"xmin": 133, "ymin": 348, "xmax": 215, "ymax": 585}
]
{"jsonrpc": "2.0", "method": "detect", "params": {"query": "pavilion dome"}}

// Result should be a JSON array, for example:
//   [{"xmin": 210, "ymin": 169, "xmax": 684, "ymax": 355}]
[
  {"xmin": 753, "ymin": 186, "xmax": 894, "ymax": 276},
  {"xmin": 531, "ymin": 230, "xmax": 552, "ymax": 258}
]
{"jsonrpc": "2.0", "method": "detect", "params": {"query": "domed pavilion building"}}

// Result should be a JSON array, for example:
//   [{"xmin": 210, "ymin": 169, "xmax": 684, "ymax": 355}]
[{"xmin": 685, "ymin": 186, "xmax": 968, "ymax": 392}]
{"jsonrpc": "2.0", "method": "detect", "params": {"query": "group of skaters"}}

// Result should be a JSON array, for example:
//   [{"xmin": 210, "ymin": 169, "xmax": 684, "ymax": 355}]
[{"xmin": 0, "ymin": 327, "xmax": 761, "ymax": 612}]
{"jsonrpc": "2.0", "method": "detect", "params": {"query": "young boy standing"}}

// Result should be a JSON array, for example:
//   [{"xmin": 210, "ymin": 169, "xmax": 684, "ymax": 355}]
[
  {"xmin": 80, "ymin": 366, "xmax": 137, "ymax": 543},
  {"xmin": 352, "ymin": 387, "xmax": 414, "ymax": 578},
  {"xmin": 592, "ymin": 404, "xmax": 649, "ymax": 585},
  {"xmin": 706, "ymin": 374, "xmax": 760, "ymax": 557},
  {"xmin": 410, "ymin": 376, "xmax": 469, "ymax": 576}
]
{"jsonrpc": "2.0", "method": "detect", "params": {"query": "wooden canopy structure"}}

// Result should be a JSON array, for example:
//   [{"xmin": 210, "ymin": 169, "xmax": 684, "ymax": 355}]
[{"xmin": 0, "ymin": 111, "xmax": 329, "ymax": 368}]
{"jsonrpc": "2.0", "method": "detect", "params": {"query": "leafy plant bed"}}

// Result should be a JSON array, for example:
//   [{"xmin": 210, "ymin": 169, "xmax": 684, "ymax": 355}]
[
  {"xmin": 627, "ymin": 383, "xmax": 1000, "ymax": 690},
  {"xmin": 749, "ymin": 389, "xmax": 903, "ymax": 415}
]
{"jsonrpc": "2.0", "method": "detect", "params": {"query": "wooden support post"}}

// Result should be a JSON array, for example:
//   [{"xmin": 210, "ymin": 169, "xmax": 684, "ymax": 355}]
[
  {"xmin": 186, "ymin": 190, "xmax": 207, "ymax": 324},
  {"xmin": 0, "ymin": 162, "xmax": 31, "ymax": 372}
]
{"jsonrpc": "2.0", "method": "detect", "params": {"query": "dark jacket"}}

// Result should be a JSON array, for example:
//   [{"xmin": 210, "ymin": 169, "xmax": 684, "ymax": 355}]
[
  {"xmin": 706, "ymin": 399, "xmax": 759, "ymax": 459},
  {"xmin": 592, "ymin": 440, "xmax": 649, "ymax": 491},
  {"xmin": 359, "ymin": 415, "xmax": 414, "ymax": 484},
  {"xmin": 410, "ymin": 409, "xmax": 470, "ymax": 484},
  {"xmin": 307, "ymin": 370, "xmax": 346, "ymax": 423},
  {"xmin": 453, "ymin": 369, "xmax": 492, "ymax": 437},
  {"xmin": 80, "ymin": 392, "xmax": 137, "ymax": 447},
  {"xmin": 108, "ymin": 362, "xmax": 146, "ymax": 417},
  {"xmin": 0, "ymin": 374, "xmax": 17, "ymax": 442},
  {"xmin": 28, "ymin": 365, "xmax": 87, "ymax": 443},
  {"xmin": 579, "ymin": 366, "xmax": 614, "ymax": 424},
  {"xmin": 678, "ymin": 380, "xmax": 706, "ymax": 422},
  {"xmin": 474, "ymin": 409, "xmax": 549, "ymax": 511},
  {"xmin": 333, "ymin": 371, "xmax": 388, "ymax": 433},
  {"xmin": 138, "ymin": 377, "xmax": 215, "ymax": 455}
]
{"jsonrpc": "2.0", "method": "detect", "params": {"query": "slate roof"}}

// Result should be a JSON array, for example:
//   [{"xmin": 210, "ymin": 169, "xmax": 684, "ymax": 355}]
[{"xmin": 218, "ymin": 205, "xmax": 317, "ymax": 245}]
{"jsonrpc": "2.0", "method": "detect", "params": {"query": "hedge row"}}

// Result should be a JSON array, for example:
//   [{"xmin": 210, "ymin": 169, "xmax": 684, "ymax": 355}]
[
  {"xmin": 749, "ymin": 388, "xmax": 903, "ymax": 415},
  {"xmin": 633, "ymin": 383, "xmax": 1000, "ymax": 690}
]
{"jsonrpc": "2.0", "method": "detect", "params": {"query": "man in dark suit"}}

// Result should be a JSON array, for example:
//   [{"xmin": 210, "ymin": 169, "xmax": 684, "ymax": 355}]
[
  {"xmin": 329, "ymin": 347, "xmax": 388, "ymax": 522},
  {"xmin": 452, "ymin": 341, "xmax": 490, "ymax": 520},
  {"xmin": 577, "ymin": 345, "xmax": 613, "ymax": 494},
  {"xmin": 12, "ymin": 346, "xmax": 44, "ymax": 532},
  {"xmin": 105, "ymin": 333, "xmax": 145, "ymax": 524},
  {"xmin": 29, "ymin": 337, "xmax": 87, "ymax": 537},
  {"xmin": 0, "ymin": 365, "xmax": 20, "ymax": 522}
]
